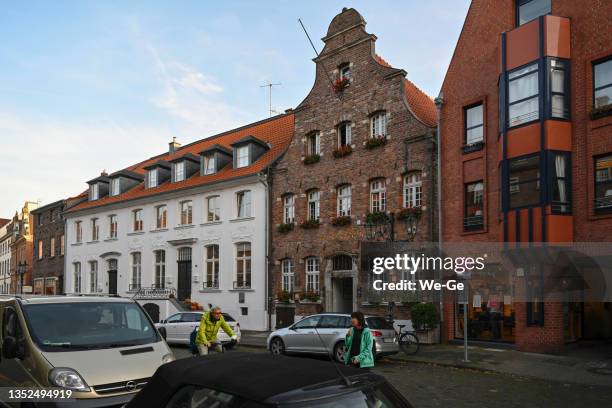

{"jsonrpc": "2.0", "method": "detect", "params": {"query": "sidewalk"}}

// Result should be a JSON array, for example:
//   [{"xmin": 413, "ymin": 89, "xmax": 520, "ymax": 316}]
[{"xmin": 386, "ymin": 343, "xmax": 612, "ymax": 387}]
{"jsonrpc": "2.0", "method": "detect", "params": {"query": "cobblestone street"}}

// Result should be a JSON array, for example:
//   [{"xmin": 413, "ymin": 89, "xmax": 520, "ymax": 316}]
[{"xmin": 172, "ymin": 345, "xmax": 612, "ymax": 408}]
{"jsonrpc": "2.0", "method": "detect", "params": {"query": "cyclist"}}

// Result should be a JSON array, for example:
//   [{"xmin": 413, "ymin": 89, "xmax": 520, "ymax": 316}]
[{"xmin": 195, "ymin": 306, "xmax": 238, "ymax": 355}]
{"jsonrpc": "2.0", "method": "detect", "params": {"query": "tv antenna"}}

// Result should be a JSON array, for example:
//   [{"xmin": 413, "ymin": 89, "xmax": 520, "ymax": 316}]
[{"xmin": 260, "ymin": 81, "xmax": 281, "ymax": 117}]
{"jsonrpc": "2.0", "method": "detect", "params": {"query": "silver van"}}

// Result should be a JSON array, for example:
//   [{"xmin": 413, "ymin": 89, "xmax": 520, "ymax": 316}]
[{"xmin": 0, "ymin": 295, "xmax": 174, "ymax": 407}]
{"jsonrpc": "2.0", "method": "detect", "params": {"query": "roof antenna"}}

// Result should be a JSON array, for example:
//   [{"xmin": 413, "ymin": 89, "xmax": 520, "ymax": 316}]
[
  {"xmin": 313, "ymin": 326, "xmax": 352, "ymax": 386},
  {"xmin": 260, "ymin": 81, "xmax": 281, "ymax": 117}
]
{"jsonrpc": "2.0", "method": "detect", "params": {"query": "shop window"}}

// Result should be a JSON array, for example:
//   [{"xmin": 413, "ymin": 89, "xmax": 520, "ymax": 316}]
[
  {"xmin": 508, "ymin": 63, "xmax": 539, "ymax": 127},
  {"xmin": 464, "ymin": 182, "xmax": 484, "ymax": 231},
  {"xmin": 595, "ymin": 154, "xmax": 612, "ymax": 213},
  {"xmin": 464, "ymin": 103, "xmax": 484, "ymax": 147},
  {"xmin": 516, "ymin": 0, "xmax": 551, "ymax": 26},
  {"xmin": 593, "ymin": 58, "xmax": 612, "ymax": 110},
  {"xmin": 508, "ymin": 155, "xmax": 540, "ymax": 209}
]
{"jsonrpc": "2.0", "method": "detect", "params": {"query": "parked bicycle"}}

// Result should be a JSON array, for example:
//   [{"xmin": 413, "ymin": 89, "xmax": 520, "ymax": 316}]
[{"xmin": 396, "ymin": 323, "xmax": 419, "ymax": 355}]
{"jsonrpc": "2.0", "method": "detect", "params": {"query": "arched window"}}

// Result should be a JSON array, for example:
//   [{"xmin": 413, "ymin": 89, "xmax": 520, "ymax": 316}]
[
  {"xmin": 154, "ymin": 250, "xmax": 166, "ymax": 288},
  {"xmin": 281, "ymin": 259, "xmax": 294, "ymax": 293},
  {"xmin": 370, "ymin": 179, "xmax": 387, "ymax": 213},
  {"xmin": 205, "ymin": 245, "xmax": 219, "ymax": 289},
  {"xmin": 404, "ymin": 173, "xmax": 422, "ymax": 208}
]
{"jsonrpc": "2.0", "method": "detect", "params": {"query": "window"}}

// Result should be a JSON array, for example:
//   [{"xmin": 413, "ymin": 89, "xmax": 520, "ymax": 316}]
[
  {"xmin": 91, "ymin": 218, "xmax": 99, "ymax": 241},
  {"xmin": 154, "ymin": 250, "xmax": 166, "ymax": 288},
  {"xmin": 73, "ymin": 262, "xmax": 81, "ymax": 293},
  {"xmin": 340, "ymin": 64, "xmax": 351, "ymax": 81},
  {"xmin": 595, "ymin": 155, "xmax": 612, "ymax": 212},
  {"xmin": 109, "ymin": 215, "xmax": 118, "ymax": 239},
  {"xmin": 337, "ymin": 122, "xmax": 352, "ymax": 147},
  {"xmin": 37, "ymin": 240, "xmax": 43, "ymax": 260},
  {"xmin": 237, "ymin": 191, "xmax": 252, "ymax": 218},
  {"xmin": 404, "ymin": 173, "xmax": 422, "ymax": 208},
  {"xmin": 206, "ymin": 196, "xmax": 220, "ymax": 222},
  {"xmin": 37, "ymin": 213, "xmax": 43, "ymax": 226},
  {"xmin": 509, "ymin": 155, "xmax": 540, "ymax": 208},
  {"xmin": 337, "ymin": 185, "xmax": 352, "ymax": 216},
  {"xmin": 75, "ymin": 221, "xmax": 82, "ymax": 243},
  {"xmin": 333, "ymin": 254, "xmax": 353, "ymax": 271},
  {"xmin": 594, "ymin": 58, "xmax": 612, "ymax": 109},
  {"xmin": 550, "ymin": 153, "xmax": 570, "ymax": 214},
  {"xmin": 550, "ymin": 60, "xmax": 569, "ymax": 119},
  {"xmin": 237, "ymin": 146, "xmax": 249, "ymax": 168},
  {"xmin": 307, "ymin": 132, "xmax": 320, "ymax": 156},
  {"xmin": 281, "ymin": 259, "xmax": 294, "ymax": 293},
  {"xmin": 517, "ymin": 0, "xmax": 551, "ymax": 26},
  {"xmin": 180, "ymin": 201, "xmax": 193, "ymax": 225},
  {"xmin": 205, "ymin": 245, "xmax": 219, "ymax": 288},
  {"xmin": 370, "ymin": 112, "xmax": 387, "ymax": 138},
  {"xmin": 465, "ymin": 104, "xmax": 484, "ymax": 144},
  {"xmin": 50, "ymin": 237, "xmax": 55, "ymax": 257},
  {"xmin": 147, "ymin": 169, "xmax": 158, "ymax": 188},
  {"xmin": 508, "ymin": 63, "xmax": 539, "ymax": 127},
  {"xmin": 465, "ymin": 182, "xmax": 484, "ymax": 231},
  {"xmin": 203, "ymin": 155, "xmax": 216, "ymax": 175},
  {"xmin": 174, "ymin": 161, "xmax": 185, "ymax": 182},
  {"xmin": 308, "ymin": 190, "xmax": 320, "ymax": 221},
  {"xmin": 306, "ymin": 257, "xmax": 320, "ymax": 293},
  {"xmin": 90, "ymin": 183, "xmax": 99, "ymax": 200},
  {"xmin": 60, "ymin": 235, "xmax": 64, "ymax": 256},
  {"xmin": 133, "ymin": 209, "xmax": 143, "ymax": 232},
  {"xmin": 293, "ymin": 315, "xmax": 322, "ymax": 329},
  {"xmin": 131, "ymin": 252, "xmax": 142, "ymax": 291},
  {"xmin": 370, "ymin": 179, "xmax": 386, "ymax": 213},
  {"xmin": 153, "ymin": 205, "xmax": 166, "ymax": 229},
  {"xmin": 89, "ymin": 261, "xmax": 98, "ymax": 293},
  {"xmin": 283, "ymin": 194, "xmax": 295, "ymax": 224},
  {"xmin": 110, "ymin": 178, "xmax": 120, "ymax": 196},
  {"xmin": 236, "ymin": 243, "xmax": 251, "ymax": 288}
]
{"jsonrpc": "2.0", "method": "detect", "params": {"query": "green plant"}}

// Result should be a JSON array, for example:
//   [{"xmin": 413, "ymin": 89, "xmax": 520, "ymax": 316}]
[
  {"xmin": 278, "ymin": 291, "xmax": 292, "ymax": 304},
  {"xmin": 590, "ymin": 103, "xmax": 612, "ymax": 120},
  {"xmin": 410, "ymin": 303, "xmax": 440, "ymax": 331},
  {"xmin": 332, "ymin": 145, "xmax": 352, "ymax": 158},
  {"xmin": 300, "ymin": 219, "xmax": 320, "ymax": 229},
  {"xmin": 277, "ymin": 223, "xmax": 294, "ymax": 234},
  {"xmin": 303, "ymin": 291, "xmax": 320, "ymax": 302},
  {"xmin": 303, "ymin": 154, "xmax": 321, "ymax": 165},
  {"xmin": 365, "ymin": 211, "xmax": 389, "ymax": 224},
  {"xmin": 365, "ymin": 135, "xmax": 387, "ymax": 149},
  {"xmin": 331, "ymin": 215, "xmax": 351, "ymax": 226},
  {"xmin": 397, "ymin": 207, "xmax": 422, "ymax": 220}
]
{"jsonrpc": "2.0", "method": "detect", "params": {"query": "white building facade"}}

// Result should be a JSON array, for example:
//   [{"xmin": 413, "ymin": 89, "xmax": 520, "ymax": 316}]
[{"xmin": 0, "ymin": 222, "xmax": 13, "ymax": 294}]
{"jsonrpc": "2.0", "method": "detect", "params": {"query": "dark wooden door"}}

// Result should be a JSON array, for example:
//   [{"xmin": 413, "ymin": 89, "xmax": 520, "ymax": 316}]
[
  {"xmin": 177, "ymin": 261, "xmax": 192, "ymax": 301},
  {"xmin": 276, "ymin": 306, "xmax": 295, "ymax": 329},
  {"xmin": 108, "ymin": 270, "xmax": 117, "ymax": 295},
  {"xmin": 143, "ymin": 303, "xmax": 160, "ymax": 323}
]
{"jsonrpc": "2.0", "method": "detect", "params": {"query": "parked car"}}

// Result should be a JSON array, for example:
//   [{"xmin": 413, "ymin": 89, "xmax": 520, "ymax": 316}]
[
  {"xmin": 267, "ymin": 313, "xmax": 398, "ymax": 362},
  {"xmin": 0, "ymin": 295, "xmax": 174, "ymax": 407},
  {"xmin": 126, "ymin": 352, "xmax": 413, "ymax": 407},
  {"xmin": 155, "ymin": 311, "xmax": 241, "ymax": 346}
]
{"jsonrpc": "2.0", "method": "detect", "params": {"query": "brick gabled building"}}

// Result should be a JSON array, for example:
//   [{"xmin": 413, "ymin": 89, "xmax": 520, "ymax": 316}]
[
  {"xmin": 439, "ymin": 0, "xmax": 612, "ymax": 352},
  {"xmin": 271, "ymin": 8, "xmax": 436, "ymax": 327}
]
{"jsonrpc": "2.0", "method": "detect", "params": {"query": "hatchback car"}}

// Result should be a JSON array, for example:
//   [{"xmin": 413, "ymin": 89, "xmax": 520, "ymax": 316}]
[
  {"xmin": 155, "ymin": 311, "xmax": 241, "ymax": 346},
  {"xmin": 267, "ymin": 313, "xmax": 398, "ymax": 362},
  {"xmin": 126, "ymin": 352, "xmax": 413, "ymax": 407}
]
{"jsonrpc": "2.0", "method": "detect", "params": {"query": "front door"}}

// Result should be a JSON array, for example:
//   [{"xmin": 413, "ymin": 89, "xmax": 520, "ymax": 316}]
[
  {"xmin": 108, "ymin": 270, "xmax": 117, "ymax": 295},
  {"xmin": 177, "ymin": 247, "xmax": 193, "ymax": 301},
  {"xmin": 332, "ymin": 277, "xmax": 353, "ymax": 313}
]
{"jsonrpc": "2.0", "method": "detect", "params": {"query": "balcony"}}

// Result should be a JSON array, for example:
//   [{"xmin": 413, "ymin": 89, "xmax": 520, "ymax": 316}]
[{"xmin": 132, "ymin": 286, "xmax": 177, "ymax": 299}]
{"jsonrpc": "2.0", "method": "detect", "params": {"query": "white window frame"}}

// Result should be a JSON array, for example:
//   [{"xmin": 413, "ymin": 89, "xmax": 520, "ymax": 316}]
[
  {"xmin": 89, "ymin": 261, "xmax": 98, "ymax": 293},
  {"xmin": 154, "ymin": 250, "xmax": 166, "ymax": 288},
  {"xmin": 404, "ymin": 173, "xmax": 423, "ymax": 208},
  {"xmin": 337, "ymin": 185, "xmax": 352, "ymax": 216},
  {"xmin": 50, "ymin": 237, "xmax": 55, "ymax": 257},
  {"xmin": 337, "ymin": 122, "xmax": 352, "ymax": 147},
  {"xmin": 109, "ymin": 215, "xmax": 118, "ymax": 239},
  {"xmin": 91, "ymin": 218, "xmax": 99, "ymax": 241},
  {"xmin": 204, "ymin": 155, "xmax": 216, "ymax": 175},
  {"xmin": 174, "ymin": 161, "xmax": 185, "ymax": 182},
  {"xmin": 206, "ymin": 196, "xmax": 221, "ymax": 222},
  {"xmin": 465, "ymin": 104, "xmax": 484, "ymax": 145},
  {"xmin": 235, "ymin": 242, "xmax": 251, "ymax": 288},
  {"xmin": 147, "ymin": 169, "xmax": 158, "ymax": 188},
  {"xmin": 133, "ymin": 209, "xmax": 143, "ymax": 232},
  {"xmin": 179, "ymin": 200, "xmax": 193, "ymax": 225},
  {"xmin": 306, "ymin": 257, "xmax": 320, "ymax": 293},
  {"xmin": 73, "ymin": 262, "xmax": 81, "ymax": 293},
  {"xmin": 281, "ymin": 259, "xmax": 295, "ymax": 293},
  {"xmin": 110, "ymin": 178, "xmax": 120, "ymax": 196},
  {"xmin": 370, "ymin": 112, "xmax": 387, "ymax": 138},
  {"xmin": 237, "ymin": 190, "xmax": 252, "ymax": 218},
  {"xmin": 205, "ymin": 245, "xmax": 220, "ymax": 288},
  {"xmin": 156, "ymin": 205, "xmax": 167, "ymax": 229},
  {"xmin": 370, "ymin": 179, "xmax": 387, "ymax": 213},
  {"xmin": 131, "ymin": 252, "xmax": 142, "ymax": 291},
  {"xmin": 308, "ymin": 190, "xmax": 320, "ymax": 221},
  {"xmin": 307, "ymin": 132, "xmax": 320, "ymax": 156},
  {"xmin": 237, "ymin": 146, "xmax": 249, "ymax": 168},
  {"xmin": 90, "ymin": 183, "xmax": 99, "ymax": 200},
  {"xmin": 283, "ymin": 194, "xmax": 295, "ymax": 224}
]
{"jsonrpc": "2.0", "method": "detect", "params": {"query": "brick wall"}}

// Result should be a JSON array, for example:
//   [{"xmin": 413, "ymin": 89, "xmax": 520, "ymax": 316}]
[{"xmin": 31, "ymin": 202, "xmax": 66, "ymax": 293}]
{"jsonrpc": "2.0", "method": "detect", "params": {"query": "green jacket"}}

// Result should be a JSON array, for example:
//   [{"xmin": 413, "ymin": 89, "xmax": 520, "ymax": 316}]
[
  {"xmin": 343, "ymin": 327, "xmax": 375, "ymax": 368},
  {"xmin": 195, "ymin": 311, "xmax": 235, "ymax": 345}
]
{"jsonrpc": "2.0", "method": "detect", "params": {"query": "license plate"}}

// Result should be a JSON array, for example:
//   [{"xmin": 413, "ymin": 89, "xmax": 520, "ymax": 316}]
[{"xmin": 383, "ymin": 338, "xmax": 394, "ymax": 343}]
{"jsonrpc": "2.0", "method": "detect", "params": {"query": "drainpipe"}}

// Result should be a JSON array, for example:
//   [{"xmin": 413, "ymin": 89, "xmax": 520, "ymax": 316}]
[
  {"xmin": 259, "ymin": 172, "xmax": 271, "ymax": 331},
  {"xmin": 434, "ymin": 93, "xmax": 444, "ymax": 344}
]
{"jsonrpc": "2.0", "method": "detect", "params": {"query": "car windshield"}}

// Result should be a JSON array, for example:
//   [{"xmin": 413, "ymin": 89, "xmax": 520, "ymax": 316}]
[
  {"xmin": 223, "ymin": 313, "xmax": 235, "ymax": 322},
  {"xmin": 22, "ymin": 302, "xmax": 159, "ymax": 351},
  {"xmin": 281, "ymin": 383, "xmax": 407, "ymax": 407},
  {"xmin": 366, "ymin": 317, "xmax": 395, "ymax": 330}
]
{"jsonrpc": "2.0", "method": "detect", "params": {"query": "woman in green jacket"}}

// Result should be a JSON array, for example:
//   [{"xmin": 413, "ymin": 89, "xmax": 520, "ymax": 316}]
[{"xmin": 343, "ymin": 311, "xmax": 375, "ymax": 369}]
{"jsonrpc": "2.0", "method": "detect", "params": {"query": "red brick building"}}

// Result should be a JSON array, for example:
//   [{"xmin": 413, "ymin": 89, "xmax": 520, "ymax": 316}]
[
  {"xmin": 440, "ymin": 0, "xmax": 612, "ymax": 352},
  {"xmin": 9, "ymin": 201, "xmax": 38, "ymax": 294},
  {"xmin": 271, "ymin": 8, "xmax": 436, "ymax": 327}
]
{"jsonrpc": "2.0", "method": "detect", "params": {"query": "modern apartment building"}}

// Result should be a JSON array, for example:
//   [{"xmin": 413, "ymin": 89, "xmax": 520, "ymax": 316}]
[{"xmin": 439, "ymin": 0, "xmax": 612, "ymax": 352}]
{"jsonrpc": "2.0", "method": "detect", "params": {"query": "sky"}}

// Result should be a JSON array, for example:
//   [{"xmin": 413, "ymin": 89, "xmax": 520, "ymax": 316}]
[{"xmin": 0, "ymin": 0, "xmax": 470, "ymax": 217}]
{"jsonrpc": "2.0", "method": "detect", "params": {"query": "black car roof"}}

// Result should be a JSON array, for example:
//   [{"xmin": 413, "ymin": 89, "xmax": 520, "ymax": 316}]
[{"xmin": 128, "ymin": 353, "xmax": 384, "ymax": 406}]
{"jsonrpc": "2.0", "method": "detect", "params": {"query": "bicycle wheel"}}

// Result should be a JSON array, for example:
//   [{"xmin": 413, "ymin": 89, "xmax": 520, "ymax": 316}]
[{"xmin": 399, "ymin": 332, "xmax": 419, "ymax": 355}]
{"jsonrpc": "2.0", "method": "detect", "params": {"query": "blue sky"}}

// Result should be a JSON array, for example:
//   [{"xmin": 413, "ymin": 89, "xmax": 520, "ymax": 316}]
[{"xmin": 0, "ymin": 0, "xmax": 470, "ymax": 216}]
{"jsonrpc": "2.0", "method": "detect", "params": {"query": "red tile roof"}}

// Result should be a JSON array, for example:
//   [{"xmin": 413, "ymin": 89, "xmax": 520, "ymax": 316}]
[
  {"xmin": 0, "ymin": 219, "xmax": 10, "ymax": 229},
  {"xmin": 374, "ymin": 54, "xmax": 436, "ymax": 127},
  {"xmin": 68, "ymin": 113, "xmax": 295, "ymax": 213}
]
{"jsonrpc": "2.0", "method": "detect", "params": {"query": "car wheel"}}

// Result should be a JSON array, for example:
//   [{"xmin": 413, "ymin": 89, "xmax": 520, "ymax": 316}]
[
  {"xmin": 334, "ymin": 341, "xmax": 347, "ymax": 363},
  {"xmin": 270, "ymin": 337, "xmax": 285, "ymax": 355}
]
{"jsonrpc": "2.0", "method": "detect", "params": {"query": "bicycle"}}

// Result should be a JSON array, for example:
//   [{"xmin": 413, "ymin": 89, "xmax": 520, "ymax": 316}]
[{"xmin": 396, "ymin": 324, "xmax": 419, "ymax": 355}]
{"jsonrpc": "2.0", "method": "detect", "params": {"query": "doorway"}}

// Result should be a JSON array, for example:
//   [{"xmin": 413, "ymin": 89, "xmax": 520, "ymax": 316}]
[
  {"xmin": 143, "ymin": 303, "xmax": 160, "ymax": 323},
  {"xmin": 107, "ymin": 259, "xmax": 118, "ymax": 295},
  {"xmin": 332, "ymin": 277, "xmax": 353, "ymax": 313},
  {"xmin": 177, "ymin": 247, "xmax": 192, "ymax": 301}
]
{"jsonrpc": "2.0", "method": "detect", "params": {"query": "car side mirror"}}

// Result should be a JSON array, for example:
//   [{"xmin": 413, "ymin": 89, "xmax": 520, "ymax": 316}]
[
  {"xmin": 158, "ymin": 327, "xmax": 167, "ymax": 340},
  {"xmin": 161, "ymin": 319, "xmax": 167, "ymax": 324},
  {"xmin": 2, "ymin": 336, "xmax": 23, "ymax": 359}
]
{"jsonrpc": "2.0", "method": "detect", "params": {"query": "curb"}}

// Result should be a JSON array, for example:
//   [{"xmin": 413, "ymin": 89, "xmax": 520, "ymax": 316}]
[{"xmin": 384, "ymin": 356, "xmax": 501, "ymax": 375}]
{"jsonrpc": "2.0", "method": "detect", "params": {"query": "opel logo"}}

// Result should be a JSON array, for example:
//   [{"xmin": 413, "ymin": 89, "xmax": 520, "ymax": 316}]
[{"xmin": 125, "ymin": 381, "xmax": 137, "ymax": 392}]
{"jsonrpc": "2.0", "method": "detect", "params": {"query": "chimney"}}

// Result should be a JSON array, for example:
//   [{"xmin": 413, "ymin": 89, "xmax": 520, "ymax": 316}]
[
  {"xmin": 101, "ymin": 169, "xmax": 108, "ymax": 176},
  {"xmin": 169, "ymin": 136, "xmax": 181, "ymax": 154}
]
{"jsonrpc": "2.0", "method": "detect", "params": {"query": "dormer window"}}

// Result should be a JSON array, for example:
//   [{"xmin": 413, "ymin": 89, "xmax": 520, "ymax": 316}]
[
  {"xmin": 147, "ymin": 169, "xmax": 158, "ymax": 188},
  {"xmin": 204, "ymin": 155, "xmax": 216, "ymax": 175},
  {"xmin": 90, "ymin": 184, "xmax": 99, "ymax": 200},
  {"xmin": 110, "ymin": 178, "xmax": 120, "ymax": 196},
  {"xmin": 237, "ymin": 146, "xmax": 249, "ymax": 168},
  {"xmin": 174, "ymin": 162, "xmax": 185, "ymax": 182}
]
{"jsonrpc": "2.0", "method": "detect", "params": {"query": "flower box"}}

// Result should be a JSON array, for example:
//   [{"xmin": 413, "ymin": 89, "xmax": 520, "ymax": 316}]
[
  {"xmin": 333, "ymin": 77, "xmax": 350, "ymax": 93},
  {"xmin": 277, "ymin": 223, "xmax": 294, "ymax": 234},
  {"xmin": 332, "ymin": 145, "xmax": 352, "ymax": 158},
  {"xmin": 300, "ymin": 219, "xmax": 320, "ymax": 229},
  {"xmin": 277, "ymin": 291, "xmax": 293, "ymax": 304},
  {"xmin": 302, "ymin": 291, "xmax": 321, "ymax": 302},
  {"xmin": 365, "ymin": 135, "xmax": 387, "ymax": 149},
  {"xmin": 303, "ymin": 154, "xmax": 321, "ymax": 165},
  {"xmin": 397, "ymin": 207, "xmax": 422, "ymax": 220},
  {"xmin": 331, "ymin": 215, "xmax": 351, "ymax": 227},
  {"xmin": 365, "ymin": 211, "xmax": 389, "ymax": 224},
  {"xmin": 590, "ymin": 104, "xmax": 612, "ymax": 120}
]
